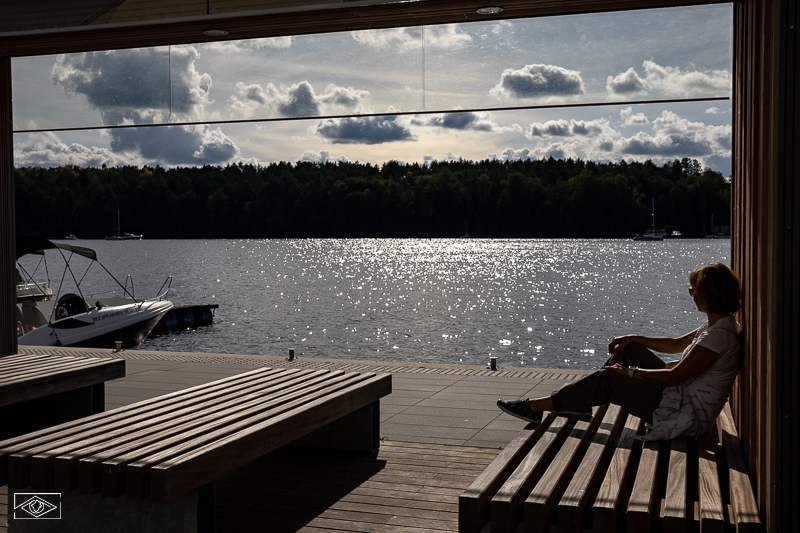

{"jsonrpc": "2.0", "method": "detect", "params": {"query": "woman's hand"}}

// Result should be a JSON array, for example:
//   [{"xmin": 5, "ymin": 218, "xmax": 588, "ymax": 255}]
[
  {"xmin": 608, "ymin": 335, "xmax": 637, "ymax": 354},
  {"xmin": 602, "ymin": 362, "xmax": 630, "ymax": 376}
]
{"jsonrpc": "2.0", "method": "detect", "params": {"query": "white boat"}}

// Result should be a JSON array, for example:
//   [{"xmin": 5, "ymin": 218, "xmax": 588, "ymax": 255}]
[
  {"xmin": 15, "ymin": 234, "xmax": 172, "ymax": 349},
  {"xmin": 633, "ymin": 199, "xmax": 665, "ymax": 241},
  {"xmin": 106, "ymin": 210, "xmax": 143, "ymax": 240},
  {"xmin": 65, "ymin": 234, "xmax": 77, "ymax": 240}
]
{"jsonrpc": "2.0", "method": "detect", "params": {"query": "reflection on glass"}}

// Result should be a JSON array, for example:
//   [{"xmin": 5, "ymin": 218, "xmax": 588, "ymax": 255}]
[{"xmin": 12, "ymin": 4, "xmax": 731, "ymax": 132}]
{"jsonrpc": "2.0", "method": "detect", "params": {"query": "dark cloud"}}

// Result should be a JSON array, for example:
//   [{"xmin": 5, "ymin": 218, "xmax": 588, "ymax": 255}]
[
  {"xmin": 491, "ymin": 63, "xmax": 585, "ymax": 100},
  {"xmin": 412, "ymin": 111, "xmax": 498, "ymax": 132},
  {"xmin": 619, "ymin": 133, "xmax": 714, "ymax": 157},
  {"xmin": 50, "ymin": 47, "xmax": 211, "ymax": 125},
  {"xmin": 598, "ymin": 140, "xmax": 614, "ymax": 152},
  {"xmin": 315, "ymin": 116, "xmax": 415, "ymax": 144},
  {"xmin": 228, "ymin": 81, "xmax": 369, "ymax": 119},
  {"xmin": 278, "ymin": 81, "xmax": 320, "ymax": 117},
  {"xmin": 528, "ymin": 119, "xmax": 606, "ymax": 138},
  {"xmin": 110, "ymin": 125, "xmax": 239, "ymax": 165},
  {"xmin": 606, "ymin": 67, "xmax": 646, "ymax": 94},
  {"xmin": 606, "ymin": 61, "xmax": 731, "ymax": 98}
]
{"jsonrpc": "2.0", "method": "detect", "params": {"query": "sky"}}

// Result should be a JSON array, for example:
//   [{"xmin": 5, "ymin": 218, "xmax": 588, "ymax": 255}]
[{"xmin": 11, "ymin": 4, "xmax": 733, "ymax": 175}]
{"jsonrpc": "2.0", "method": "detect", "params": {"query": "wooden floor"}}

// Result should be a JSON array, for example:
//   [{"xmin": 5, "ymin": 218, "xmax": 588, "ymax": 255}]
[
  {"xmin": 216, "ymin": 441, "xmax": 498, "ymax": 533},
  {"xmin": 0, "ymin": 347, "xmax": 590, "ymax": 532}
]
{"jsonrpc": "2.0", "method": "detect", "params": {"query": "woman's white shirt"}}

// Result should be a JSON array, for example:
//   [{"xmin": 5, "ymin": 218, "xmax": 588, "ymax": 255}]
[{"xmin": 639, "ymin": 316, "xmax": 741, "ymax": 441}]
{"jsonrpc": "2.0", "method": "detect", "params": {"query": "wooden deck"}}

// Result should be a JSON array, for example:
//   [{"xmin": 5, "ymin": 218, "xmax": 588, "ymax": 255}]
[
  {"xmin": 216, "ymin": 441, "xmax": 498, "ymax": 532},
  {"xmin": 0, "ymin": 347, "xmax": 589, "ymax": 532}
]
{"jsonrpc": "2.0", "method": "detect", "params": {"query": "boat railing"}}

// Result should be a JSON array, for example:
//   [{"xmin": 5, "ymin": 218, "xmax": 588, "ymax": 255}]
[
  {"xmin": 152, "ymin": 276, "xmax": 172, "ymax": 302},
  {"xmin": 123, "ymin": 274, "xmax": 135, "ymax": 299}
]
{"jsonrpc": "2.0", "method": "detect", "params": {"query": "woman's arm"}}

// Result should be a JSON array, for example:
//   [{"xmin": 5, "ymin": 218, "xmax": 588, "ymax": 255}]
[
  {"xmin": 608, "ymin": 329, "xmax": 697, "ymax": 355},
  {"xmin": 604, "ymin": 343, "xmax": 720, "ymax": 386}
]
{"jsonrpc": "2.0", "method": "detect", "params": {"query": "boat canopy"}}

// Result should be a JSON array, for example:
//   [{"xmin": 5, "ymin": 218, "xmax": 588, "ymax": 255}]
[{"xmin": 15, "ymin": 234, "xmax": 98, "ymax": 261}]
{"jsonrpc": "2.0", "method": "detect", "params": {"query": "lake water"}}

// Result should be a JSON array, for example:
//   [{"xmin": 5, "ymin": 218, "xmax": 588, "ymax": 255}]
[{"xmin": 22, "ymin": 238, "xmax": 731, "ymax": 370}]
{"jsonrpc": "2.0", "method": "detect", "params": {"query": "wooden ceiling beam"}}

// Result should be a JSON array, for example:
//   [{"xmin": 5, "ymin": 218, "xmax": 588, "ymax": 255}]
[{"xmin": 0, "ymin": 0, "xmax": 729, "ymax": 58}]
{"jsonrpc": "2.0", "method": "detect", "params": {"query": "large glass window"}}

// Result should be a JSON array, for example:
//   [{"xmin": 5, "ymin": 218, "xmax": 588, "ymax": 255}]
[{"xmin": 12, "ymin": 4, "xmax": 733, "ymax": 175}]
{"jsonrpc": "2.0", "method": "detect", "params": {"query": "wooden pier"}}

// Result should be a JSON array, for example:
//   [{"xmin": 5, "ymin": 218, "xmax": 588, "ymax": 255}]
[{"xmin": 0, "ymin": 347, "xmax": 586, "ymax": 532}]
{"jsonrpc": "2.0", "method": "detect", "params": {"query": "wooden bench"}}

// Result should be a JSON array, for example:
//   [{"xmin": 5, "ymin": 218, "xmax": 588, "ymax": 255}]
[
  {"xmin": 0, "ymin": 353, "xmax": 125, "ymax": 439},
  {"xmin": 1, "ymin": 366, "xmax": 391, "ymax": 532},
  {"xmin": 460, "ymin": 403, "xmax": 761, "ymax": 533}
]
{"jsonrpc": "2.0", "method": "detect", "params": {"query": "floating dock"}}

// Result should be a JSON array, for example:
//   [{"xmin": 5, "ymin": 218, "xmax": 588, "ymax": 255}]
[{"xmin": 151, "ymin": 303, "xmax": 218, "ymax": 334}]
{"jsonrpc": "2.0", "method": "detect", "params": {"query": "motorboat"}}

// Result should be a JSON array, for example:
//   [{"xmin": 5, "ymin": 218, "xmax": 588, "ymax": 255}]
[
  {"xmin": 15, "ymin": 234, "xmax": 172, "ymax": 349},
  {"xmin": 106, "ymin": 209, "xmax": 143, "ymax": 240},
  {"xmin": 65, "ymin": 234, "xmax": 77, "ymax": 240}
]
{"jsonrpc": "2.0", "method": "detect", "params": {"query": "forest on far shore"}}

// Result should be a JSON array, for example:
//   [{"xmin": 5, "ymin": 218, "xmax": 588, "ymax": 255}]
[{"xmin": 14, "ymin": 157, "xmax": 730, "ymax": 239}]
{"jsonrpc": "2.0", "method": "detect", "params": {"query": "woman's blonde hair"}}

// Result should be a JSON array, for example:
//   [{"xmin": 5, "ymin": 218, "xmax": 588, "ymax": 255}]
[{"xmin": 689, "ymin": 262, "xmax": 742, "ymax": 315}]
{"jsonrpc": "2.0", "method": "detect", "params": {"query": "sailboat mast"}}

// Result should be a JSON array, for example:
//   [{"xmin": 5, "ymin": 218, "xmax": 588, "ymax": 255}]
[{"xmin": 651, "ymin": 198, "xmax": 656, "ymax": 231}]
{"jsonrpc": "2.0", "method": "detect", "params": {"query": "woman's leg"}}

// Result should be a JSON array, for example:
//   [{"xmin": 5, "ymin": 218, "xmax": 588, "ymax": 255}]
[
  {"xmin": 546, "ymin": 343, "xmax": 667, "ymax": 422},
  {"xmin": 548, "ymin": 367, "xmax": 664, "ymax": 422},
  {"xmin": 604, "ymin": 342, "xmax": 668, "ymax": 370}
]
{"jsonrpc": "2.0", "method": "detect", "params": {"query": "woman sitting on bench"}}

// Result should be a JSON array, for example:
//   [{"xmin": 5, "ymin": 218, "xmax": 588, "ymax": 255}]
[{"xmin": 497, "ymin": 261, "xmax": 741, "ymax": 441}]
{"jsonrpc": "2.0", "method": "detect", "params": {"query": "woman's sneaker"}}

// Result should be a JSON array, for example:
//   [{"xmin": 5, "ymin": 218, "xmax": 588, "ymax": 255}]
[{"xmin": 496, "ymin": 399, "xmax": 543, "ymax": 424}]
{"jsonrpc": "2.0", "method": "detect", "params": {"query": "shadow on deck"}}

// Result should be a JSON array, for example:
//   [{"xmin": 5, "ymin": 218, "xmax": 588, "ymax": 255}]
[{"xmin": 216, "ymin": 440, "xmax": 498, "ymax": 532}]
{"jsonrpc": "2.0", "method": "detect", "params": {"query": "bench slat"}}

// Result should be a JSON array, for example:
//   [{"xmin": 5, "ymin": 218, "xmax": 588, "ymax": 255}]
[
  {"xmin": 490, "ymin": 413, "xmax": 574, "ymax": 533},
  {"xmin": 698, "ymin": 431, "xmax": 725, "ymax": 533},
  {"xmin": 524, "ymin": 404, "xmax": 608, "ymax": 533},
  {"xmin": 106, "ymin": 371, "xmax": 355, "ymax": 498},
  {"xmin": 0, "ymin": 357, "xmax": 124, "ymax": 406},
  {"xmin": 557, "ymin": 404, "xmax": 626, "ymax": 533},
  {"xmin": 458, "ymin": 420, "xmax": 549, "ymax": 533},
  {"xmin": 7, "ymin": 367, "xmax": 305, "ymax": 489},
  {"xmin": 626, "ymin": 439, "xmax": 660, "ymax": 532},
  {"xmin": 0, "ymin": 353, "xmax": 63, "ymax": 372},
  {"xmin": 0, "ymin": 366, "xmax": 292, "ymax": 485},
  {"xmin": 717, "ymin": 404, "xmax": 762, "ymax": 533},
  {"xmin": 38, "ymin": 369, "xmax": 323, "ymax": 492},
  {"xmin": 0, "ymin": 366, "xmax": 285, "ymax": 450},
  {"xmin": 663, "ymin": 437, "xmax": 688, "ymax": 533},
  {"xmin": 592, "ymin": 413, "xmax": 643, "ymax": 533},
  {"xmin": 148, "ymin": 373, "xmax": 391, "ymax": 503}
]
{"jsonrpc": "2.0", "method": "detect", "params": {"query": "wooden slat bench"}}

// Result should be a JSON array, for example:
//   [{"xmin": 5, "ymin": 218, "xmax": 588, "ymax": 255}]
[
  {"xmin": 1, "ymin": 367, "xmax": 391, "ymax": 532},
  {"xmin": 460, "ymin": 403, "xmax": 761, "ymax": 533},
  {"xmin": 0, "ymin": 353, "xmax": 125, "ymax": 439}
]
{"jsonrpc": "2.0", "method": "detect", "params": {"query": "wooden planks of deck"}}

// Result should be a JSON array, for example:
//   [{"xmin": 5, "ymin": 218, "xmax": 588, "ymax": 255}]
[{"xmin": 215, "ymin": 440, "xmax": 499, "ymax": 532}]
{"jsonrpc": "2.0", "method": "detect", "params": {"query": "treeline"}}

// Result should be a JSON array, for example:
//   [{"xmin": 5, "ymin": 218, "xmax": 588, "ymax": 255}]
[{"xmin": 14, "ymin": 157, "xmax": 730, "ymax": 239}]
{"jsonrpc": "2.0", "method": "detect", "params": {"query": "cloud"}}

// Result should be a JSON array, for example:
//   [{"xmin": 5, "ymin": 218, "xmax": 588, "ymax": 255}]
[
  {"xmin": 606, "ymin": 60, "xmax": 731, "ymax": 98},
  {"xmin": 620, "ymin": 107, "xmax": 649, "ymax": 126},
  {"xmin": 705, "ymin": 107, "xmax": 726, "ymax": 114},
  {"xmin": 491, "ymin": 63, "xmax": 585, "ymax": 100},
  {"xmin": 201, "ymin": 36, "xmax": 293, "ymax": 53},
  {"xmin": 299, "ymin": 150, "xmax": 350, "ymax": 164},
  {"xmin": 315, "ymin": 116, "xmax": 416, "ymax": 144},
  {"xmin": 50, "ymin": 46, "xmax": 212, "ymax": 125},
  {"xmin": 109, "ymin": 125, "xmax": 240, "ymax": 165},
  {"xmin": 526, "ymin": 118, "xmax": 610, "ymax": 138},
  {"xmin": 14, "ymin": 132, "xmax": 137, "ymax": 168},
  {"xmin": 618, "ymin": 131, "xmax": 715, "ymax": 157},
  {"xmin": 500, "ymin": 143, "xmax": 578, "ymax": 161},
  {"xmin": 412, "ymin": 111, "xmax": 514, "ymax": 132},
  {"xmin": 351, "ymin": 24, "xmax": 471, "ymax": 50},
  {"xmin": 499, "ymin": 109, "xmax": 730, "ymax": 173},
  {"xmin": 227, "ymin": 81, "xmax": 369, "ymax": 119},
  {"xmin": 606, "ymin": 68, "xmax": 647, "ymax": 95}
]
